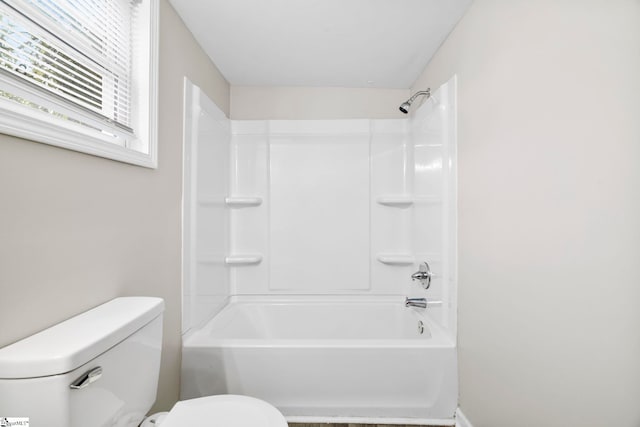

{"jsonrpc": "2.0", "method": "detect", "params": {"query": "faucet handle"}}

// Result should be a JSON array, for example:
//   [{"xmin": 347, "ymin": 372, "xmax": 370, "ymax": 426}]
[{"xmin": 411, "ymin": 261, "xmax": 432, "ymax": 289}]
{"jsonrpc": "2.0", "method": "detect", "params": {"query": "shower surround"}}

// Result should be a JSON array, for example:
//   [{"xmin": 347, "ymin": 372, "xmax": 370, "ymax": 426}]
[{"xmin": 181, "ymin": 77, "xmax": 458, "ymax": 425}]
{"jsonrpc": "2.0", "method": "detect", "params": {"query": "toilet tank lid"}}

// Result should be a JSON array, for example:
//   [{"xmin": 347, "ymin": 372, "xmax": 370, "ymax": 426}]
[{"xmin": 0, "ymin": 297, "xmax": 164, "ymax": 379}]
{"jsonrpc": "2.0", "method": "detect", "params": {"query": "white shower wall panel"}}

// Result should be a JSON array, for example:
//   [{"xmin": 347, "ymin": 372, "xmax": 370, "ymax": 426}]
[
  {"xmin": 223, "ymin": 77, "xmax": 457, "ymax": 335},
  {"xmin": 370, "ymin": 121, "xmax": 414, "ymax": 295},
  {"xmin": 184, "ymin": 76, "xmax": 458, "ymax": 360},
  {"xmin": 411, "ymin": 76, "xmax": 458, "ymax": 335},
  {"xmin": 182, "ymin": 79, "xmax": 231, "ymax": 333},
  {"xmin": 370, "ymin": 135, "xmax": 410, "ymax": 194},
  {"xmin": 229, "ymin": 124, "xmax": 269, "ymax": 295},
  {"xmin": 269, "ymin": 130, "xmax": 371, "ymax": 292}
]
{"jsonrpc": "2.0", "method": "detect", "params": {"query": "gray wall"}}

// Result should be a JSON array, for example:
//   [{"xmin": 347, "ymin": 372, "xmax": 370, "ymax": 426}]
[
  {"xmin": 0, "ymin": 0, "xmax": 229, "ymax": 412},
  {"xmin": 231, "ymin": 86, "xmax": 409, "ymax": 119},
  {"xmin": 412, "ymin": 1, "xmax": 640, "ymax": 426}
]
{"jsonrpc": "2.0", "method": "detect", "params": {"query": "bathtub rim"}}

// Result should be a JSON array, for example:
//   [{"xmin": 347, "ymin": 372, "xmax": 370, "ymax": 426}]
[
  {"xmin": 180, "ymin": 294, "xmax": 458, "ymax": 424},
  {"xmin": 182, "ymin": 294, "xmax": 456, "ymax": 348}
]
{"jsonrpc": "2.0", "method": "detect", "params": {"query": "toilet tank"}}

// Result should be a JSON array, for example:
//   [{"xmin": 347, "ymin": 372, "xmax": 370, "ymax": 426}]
[{"xmin": 0, "ymin": 297, "xmax": 164, "ymax": 427}]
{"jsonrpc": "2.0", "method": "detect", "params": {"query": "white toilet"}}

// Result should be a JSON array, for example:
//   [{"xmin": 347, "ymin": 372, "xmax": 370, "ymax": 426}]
[{"xmin": 0, "ymin": 297, "xmax": 288, "ymax": 427}]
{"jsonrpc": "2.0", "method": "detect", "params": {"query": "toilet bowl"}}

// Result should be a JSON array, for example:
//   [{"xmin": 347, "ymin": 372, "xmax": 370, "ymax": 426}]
[
  {"xmin": 0, "ymin": 297, "xmax": 287, "ymax": 427},
  {"xmin": 159, "ymin": 395, "xmax": 287, "ymax": 426}
]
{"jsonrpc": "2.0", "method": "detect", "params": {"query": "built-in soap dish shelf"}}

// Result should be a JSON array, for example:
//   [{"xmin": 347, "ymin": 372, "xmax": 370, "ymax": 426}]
[
  {"xmin": 376, "ymin": 196, "xmax": 414, "ymax": 208},
  {"xmin": 376, "ymin": 195, "xmax": 443, "ymax": 207},
  {"xmin": 225, "ymin": 197, "xmax": 263, "ymax": 208},
  {"xmin": 224, "ymin": 254, "xmax": 263, "ymax": 265},
  {"xmin": 376, "ymin": 253, "xmax": 415, "ymax": 265}
]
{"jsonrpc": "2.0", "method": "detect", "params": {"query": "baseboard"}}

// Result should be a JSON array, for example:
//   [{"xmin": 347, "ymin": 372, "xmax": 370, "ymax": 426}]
[{"xmin": 456, "ymin": 408, "xmax": 474, "ymax": 427}]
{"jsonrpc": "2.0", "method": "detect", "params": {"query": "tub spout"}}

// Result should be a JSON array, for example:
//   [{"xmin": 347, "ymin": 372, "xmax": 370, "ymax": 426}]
[{"xmin": 405, "ymin": 297, "xmax": 427, "ymax": 309}]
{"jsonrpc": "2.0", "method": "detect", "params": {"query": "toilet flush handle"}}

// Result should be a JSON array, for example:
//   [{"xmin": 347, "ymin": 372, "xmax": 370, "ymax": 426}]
[{"xmin": 70, "ymin": 366, "xmax": 103, "ymax": 389}]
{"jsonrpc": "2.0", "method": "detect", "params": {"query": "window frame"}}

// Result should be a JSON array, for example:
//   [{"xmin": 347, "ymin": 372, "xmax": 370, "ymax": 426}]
[{"xmin": 0, "ymin": 0, "xmax": 159, "ymax": 168}]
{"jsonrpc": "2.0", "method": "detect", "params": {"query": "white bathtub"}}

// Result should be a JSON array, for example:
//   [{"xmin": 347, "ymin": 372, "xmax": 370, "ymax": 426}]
[{"xmin": 181, "ymin": 296, "xmax": 457, "ymax": 425}]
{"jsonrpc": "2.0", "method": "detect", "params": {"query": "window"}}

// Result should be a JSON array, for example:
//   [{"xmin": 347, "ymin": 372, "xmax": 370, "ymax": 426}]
[{"xmin": 0, "ymin": 0, "xmax": 158, "ymax": 168}]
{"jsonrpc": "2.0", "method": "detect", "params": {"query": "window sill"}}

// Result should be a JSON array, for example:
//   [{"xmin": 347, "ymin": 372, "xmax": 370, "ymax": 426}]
[{"xmin": 0, "ymin": 98, "xmax": 157, "ymax": 168}]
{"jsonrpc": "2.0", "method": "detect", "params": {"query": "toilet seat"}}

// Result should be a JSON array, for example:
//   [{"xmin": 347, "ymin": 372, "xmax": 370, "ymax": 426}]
[{"xmin": 159, "ymin": 395, "xmax": 288, "ymax": 427}]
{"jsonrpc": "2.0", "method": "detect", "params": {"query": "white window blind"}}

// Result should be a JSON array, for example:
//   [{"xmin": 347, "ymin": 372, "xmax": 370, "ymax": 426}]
[{"xmin": 0, "ymin": 0, "xmax": 158, "ymax": 168}]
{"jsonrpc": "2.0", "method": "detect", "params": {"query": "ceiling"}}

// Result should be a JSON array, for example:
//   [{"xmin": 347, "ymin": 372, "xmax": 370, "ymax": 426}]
[{"xmin": 168, "ymin": 0, "xmax": 472, "ymax": 89}]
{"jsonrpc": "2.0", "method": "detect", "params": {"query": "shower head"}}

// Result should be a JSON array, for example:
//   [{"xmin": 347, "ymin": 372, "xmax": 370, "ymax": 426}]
[
  {"xmin": 398, "ymin": 89, "xmax": 431, "ymax": 114},
  {"xmin": 399, "ymin": 101, "xmax": 411, "ymax": 114}
]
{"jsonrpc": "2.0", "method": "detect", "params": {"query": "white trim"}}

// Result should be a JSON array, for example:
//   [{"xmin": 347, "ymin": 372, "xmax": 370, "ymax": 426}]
[
  {"xmin": 456, "ymin": 408, "xmax": 474, "ymax": 427},
  {"xmin": 0, "ymin": 96, "xmax": 152, "ymax": 167},
  {"xmin": 144, "ymin": 0, "xmax": 160, "ymax": 169}
]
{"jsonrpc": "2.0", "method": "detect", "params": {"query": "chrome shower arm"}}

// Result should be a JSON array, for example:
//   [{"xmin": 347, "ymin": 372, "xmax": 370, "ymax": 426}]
[{"xmin": 407, "ymin": 89, "xmax": 431, "ymax": 103}]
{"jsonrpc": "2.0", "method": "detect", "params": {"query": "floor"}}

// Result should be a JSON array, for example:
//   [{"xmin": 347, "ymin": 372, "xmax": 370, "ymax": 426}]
[{"xmin": 289, "ymin": 424, "xmax": 447, "ymax": 427}]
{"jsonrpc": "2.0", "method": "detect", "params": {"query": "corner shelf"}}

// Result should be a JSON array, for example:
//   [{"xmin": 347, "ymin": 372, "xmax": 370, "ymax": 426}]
[
  {"xmin": 225, "ymin": 197, "xmax": 263, "ymax": 208},
  {"xmin": 376, "ymin": 196, "xmax": 414, "ymax": 208},
  {"xmin": 376, "ymin": 253, "xmax": 415, "ymax": 265},
  {"xmin": 225, "ymin": 254, "xmax": 263, "ymax": 265}
]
